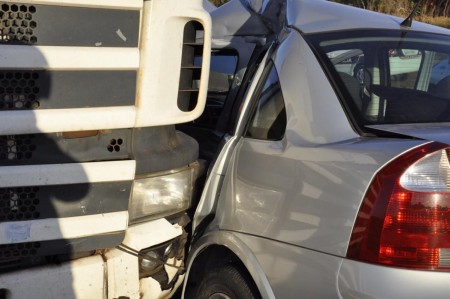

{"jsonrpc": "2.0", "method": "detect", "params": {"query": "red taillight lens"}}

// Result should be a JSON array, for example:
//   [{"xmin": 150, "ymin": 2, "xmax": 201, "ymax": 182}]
[{"xmin": 347, "ymin": 142, "xmax": 450, "ymax": 270}]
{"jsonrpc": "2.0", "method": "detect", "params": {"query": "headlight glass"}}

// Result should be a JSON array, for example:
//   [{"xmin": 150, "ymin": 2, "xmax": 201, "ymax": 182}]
[{"xmin": 129, "ymin": 165, "xmax": 196, "ymax": 223}]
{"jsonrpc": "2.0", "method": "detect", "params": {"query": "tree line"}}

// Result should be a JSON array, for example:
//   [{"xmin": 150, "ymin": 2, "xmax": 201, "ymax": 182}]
[
  {"xmin": 209, "ymin": 0, "xmax": 450, "ymax": 27},
  {"xmin": 324, "ymin": 0, "xmax": 449, "ymax": 17},
  {"xmin": 209, "ymin": 0, "xmax": 229, "ymax": 6},
  {"xmin": 210, "ymin": 0, "xmax": 449, "ymax": 17}
]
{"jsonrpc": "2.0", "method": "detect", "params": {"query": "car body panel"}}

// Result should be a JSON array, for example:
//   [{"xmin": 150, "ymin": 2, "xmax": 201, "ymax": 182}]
[
  {"xmin": 273, "ymin": 31, "xmax": 359, "ymax": 145},
  {"xmin": 192, "ymin": 45, "xmax": 273, "ymax": 232},
  {"xmin": 196, "ymin": 18, "xmax": 434, "ymax": 259},
  {"xmin": 185, "ymin": 230, "xmax": 277, "ymax": 299},
  {"xmin": 191, "ymin": 231, "xmax": 450, "ymax": 298},
  {"xmin": 210, "ymin": 0, "xmax": 270, "ymax": 39},
  {"xmin": 215, "ymin": 135, "xmax": 427, "ymax": 256},
  {"xmin": 367, "ymin": 123, "xmax": 450, "ymax": 145},
  {"xmin": 185, "ymin": 0, "xmax": 450, "ymax": 298},
  {"xmin": 338, "ymin": 259, "xmax": 450, "ymax": 299},
  {"xmin": 208, "ymin": 230, "xmax": 343, "ymax": 299}
]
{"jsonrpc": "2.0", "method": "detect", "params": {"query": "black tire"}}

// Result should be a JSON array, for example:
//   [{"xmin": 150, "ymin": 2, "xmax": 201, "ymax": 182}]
[{"xmin": 191, "ymin": 264, "xmax": 260, "ymax": 299}]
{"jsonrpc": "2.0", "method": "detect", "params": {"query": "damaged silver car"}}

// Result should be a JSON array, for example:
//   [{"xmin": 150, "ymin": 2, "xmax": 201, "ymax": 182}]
[{"xmin": 180, "ymin": 0, "xmax": 450, "ymax": 298}]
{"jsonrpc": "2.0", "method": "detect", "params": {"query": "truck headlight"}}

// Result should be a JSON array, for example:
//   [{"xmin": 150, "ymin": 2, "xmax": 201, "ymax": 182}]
[{"xmin": 129, "ymin": 163, "xmax": 198, "ymax": 223}]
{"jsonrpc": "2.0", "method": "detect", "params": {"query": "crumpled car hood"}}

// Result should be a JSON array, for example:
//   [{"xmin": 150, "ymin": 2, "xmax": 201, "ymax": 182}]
[
  {"xmin": 209, "ymin": 0, "xmax": 285, "ymax": 39},
  {"xmin": 367, "ymin": 123, "xmax": 450, "ymax": 145}
]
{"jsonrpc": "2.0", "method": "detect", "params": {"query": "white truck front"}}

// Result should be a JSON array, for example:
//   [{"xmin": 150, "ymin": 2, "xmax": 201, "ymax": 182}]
[{"xmin": 0, "ymin": 0, "xmax": 210, "ymax": 298}]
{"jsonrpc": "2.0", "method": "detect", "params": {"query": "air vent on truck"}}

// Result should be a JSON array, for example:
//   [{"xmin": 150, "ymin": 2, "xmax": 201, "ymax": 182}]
[
  {"xmin": 178, "ymin": 21, "xmax": 204, "ymax": 112},
  {"xmin": 0, "ymin": 3, "xmax": 37, "ymax": 44},
  {"xmin": 0, "ymin": 135, "xmax": 36, "ymax": 161},
  {"xmin": 0, "ymin": 186, "xmax": 40, "ymax": 221},
  {"xmin": 0, "ymin": 242, "xmax": 40, "ymax": 273},
  {"xmin": 0, "ymin": 72, "xmax": 40, "ymax": 110}
]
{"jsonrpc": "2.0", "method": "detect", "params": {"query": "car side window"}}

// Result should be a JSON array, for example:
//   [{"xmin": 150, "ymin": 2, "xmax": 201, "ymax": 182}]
[
  {"xmin": 192, "ymin": 50, "xmax": 238, "ymax": 129},
  {"xmin": 245, "ymin": 63, "xmax": 286, "ymax": 141},
  {"xmin": 387, "ymin": 48, "xmax": 423, "ymax": 89}
]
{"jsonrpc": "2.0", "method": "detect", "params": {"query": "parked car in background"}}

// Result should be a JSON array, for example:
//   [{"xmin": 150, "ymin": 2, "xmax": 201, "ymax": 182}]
[
  {"xmin": 179, "ymin": 0, "xmax": 450, "ymax": 298},
  {"xmin": 332, "ymin": 48, "xmax": 424, "ymax": 85}
]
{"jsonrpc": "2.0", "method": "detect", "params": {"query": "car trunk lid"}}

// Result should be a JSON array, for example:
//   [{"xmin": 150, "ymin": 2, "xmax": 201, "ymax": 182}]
[{"xmin": 367, "ymin": 123, "xmax": 450, "ymax": 145}]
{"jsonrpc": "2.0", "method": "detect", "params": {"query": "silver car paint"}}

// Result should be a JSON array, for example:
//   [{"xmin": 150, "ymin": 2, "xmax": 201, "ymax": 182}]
[
  {"xmin": 185, "ymin": 230, "xmax": 277, "ymax": 299},
  {"xmin": 192, "ymin": 46, "xmax": 272, "ymax": 231},
  {"xmin": 187, "ymin": 30, "xmax": 432, "ymax": 298},
  {"xmin": 233, "ymin": 232, "xmax": 344, "ymax": 298},
  {"xmin": 273, "ymin": 29, "xmax": 359, "ymax": 146},
  {"xmin": 368, "ymin": 123, "xmax": 450, "ymax": 145},
  {"xmin": 214, "ymin": 135, "xmax": 426, "ymax": 256},
  {"xmin": 209, "ymin": 0, "xmax": 270, "ymax": 39},
  {"xmin": 186, "ymin": 1, "xmax": 450, "ymax": 297},
  {"xmin": 338, "ymin": 259, "xmax": 450, "ymax": 298},
  {"xmin": 211, "ymin": 31, "xmax": 425, "ymax": 255}
]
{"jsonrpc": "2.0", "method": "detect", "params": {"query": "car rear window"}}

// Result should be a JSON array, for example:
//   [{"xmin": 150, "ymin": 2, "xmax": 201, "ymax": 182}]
[{"xmin": 306, "ymin": 30, "xmax": 450, "ymax": 129}]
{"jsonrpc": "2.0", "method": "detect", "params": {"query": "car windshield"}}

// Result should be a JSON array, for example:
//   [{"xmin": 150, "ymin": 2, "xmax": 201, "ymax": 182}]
[{"xmin": 306, "ymin": 30, "xmax": 450, "ymax": 129}]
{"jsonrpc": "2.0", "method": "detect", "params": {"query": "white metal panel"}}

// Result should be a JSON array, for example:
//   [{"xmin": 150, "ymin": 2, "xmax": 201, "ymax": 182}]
[
  {"xmin": 0, "ymin": 106, "xmax": 136, "ymax": 135},
  {"xmin": 0, "ymin": 160, "xmax": 136, "ymax": 188},
  {"xmin": 0, "ymin": 211, "xmax": 128, "ymax": 244},
  {"xmin": 0, "ymin": 0, "xmax": 212, "ymax": 131},
  {"xmin": 105, "ymin": 219, "xmax": 182, "ymax": 299},
  {"xmin": 134, "ymin": 0, "xmax": 211, "ymax": 127},
  {"xmin": 0, "ymin": 46, "xmax": 139, "ymax": 70},
  {"xmin": 0, "ymin": 255, "xmax": 105, "ymax": 299},
  {"xmin": 0, "ymin": 0, "xmax": 142, "ymax": 9},
  {"xmin": 0, "ymin": 220, "xmax": 183, "ymax": 299},
  {"xmin": 140, "ymin": 262, "xmax": 185, "ymax": 299}
]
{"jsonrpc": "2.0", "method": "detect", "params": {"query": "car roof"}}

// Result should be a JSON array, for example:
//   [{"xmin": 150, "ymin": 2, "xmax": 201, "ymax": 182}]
[
  {"xmin": 288, "ymin": 0, "xmax": 450, "ymax": 35},
  {"xmin": 210, "ymin": 0, "xmax": 450, "ymax": 41}
]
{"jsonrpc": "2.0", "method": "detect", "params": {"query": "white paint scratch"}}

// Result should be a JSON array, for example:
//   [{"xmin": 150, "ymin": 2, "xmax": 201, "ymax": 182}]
[{"xmin": 116, "ymin": 29, "xmax": 127, "ymax": 42}]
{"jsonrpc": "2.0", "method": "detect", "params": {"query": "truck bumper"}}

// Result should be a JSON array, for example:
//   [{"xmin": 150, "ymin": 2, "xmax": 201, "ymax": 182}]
[{"xmin": 0, "ymin": 218, "xmax": 185, "ymax": 299}]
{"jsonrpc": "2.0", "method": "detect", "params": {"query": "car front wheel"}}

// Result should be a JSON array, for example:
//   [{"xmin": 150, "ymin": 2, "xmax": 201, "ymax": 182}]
[{"xmin": 189, "ymin": 264, "xmax": 260, "ymax": 299}]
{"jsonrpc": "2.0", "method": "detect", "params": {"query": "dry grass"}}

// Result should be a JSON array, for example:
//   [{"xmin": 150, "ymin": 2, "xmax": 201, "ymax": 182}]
[
  {"xmin": 333, "ymin": 0, "xmax": 450, "ymax": 29},
  {"xmin": 419, "ymin": 16, "xmax": 450, "ymax": 28},
  {"xmin": 211, "ymin": 0, "xmax": 450, "ymax": 29},
  {"xmin": 372, "ymin": 4, "xmax": 450, "ymax": 28}
]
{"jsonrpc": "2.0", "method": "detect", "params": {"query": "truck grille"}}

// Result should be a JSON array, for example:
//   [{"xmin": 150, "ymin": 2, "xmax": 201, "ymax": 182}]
[
  {"xmin": 0, "ymin": 187, "xmax": 40, "ymax": 221},
  {"xmin": 0, "ymin": 72, "xmax": 40, "ymax": 110},
  {"xmin": 0, "ymin": 242, "xmax": 41, "ymax": 273},
  {"xmin": 0, "ymin": 135, "xmax": 36, "ymax": 161},
  {"xmin": 0, "ymin": 242, "xmax": 40, "ymax": 259},
  {"xmin": 0, "ymin": 3, "xmax": 37, "ymax": 44}
]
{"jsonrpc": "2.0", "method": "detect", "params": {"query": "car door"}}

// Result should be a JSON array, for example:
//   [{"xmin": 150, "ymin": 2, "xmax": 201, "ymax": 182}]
[
  {"xmin": 191, "ymin": 45, "xmax": 273, "ymax": 234},
  {"xmin": 178, "ymin": 40, "xmax": 256, "ymax": 160},
  {"xmin": 206, "ymin": 51, "xmax": 357, "ymax": 299},
  {"xmin": 213, "ymin": 60, "xmax": 290, "ymax": 238}
]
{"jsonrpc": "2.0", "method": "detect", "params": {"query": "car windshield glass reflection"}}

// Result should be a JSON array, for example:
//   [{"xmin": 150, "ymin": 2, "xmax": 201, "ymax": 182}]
[{"xmin": 307, "ymin": 30, "xmax": 450, "ymax": 126}]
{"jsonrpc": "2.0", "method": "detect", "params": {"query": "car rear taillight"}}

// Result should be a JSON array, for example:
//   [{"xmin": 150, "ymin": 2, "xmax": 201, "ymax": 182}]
[{"xmin": 347, "ymin": 142, "xmax": 450, "ymax": 270}]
